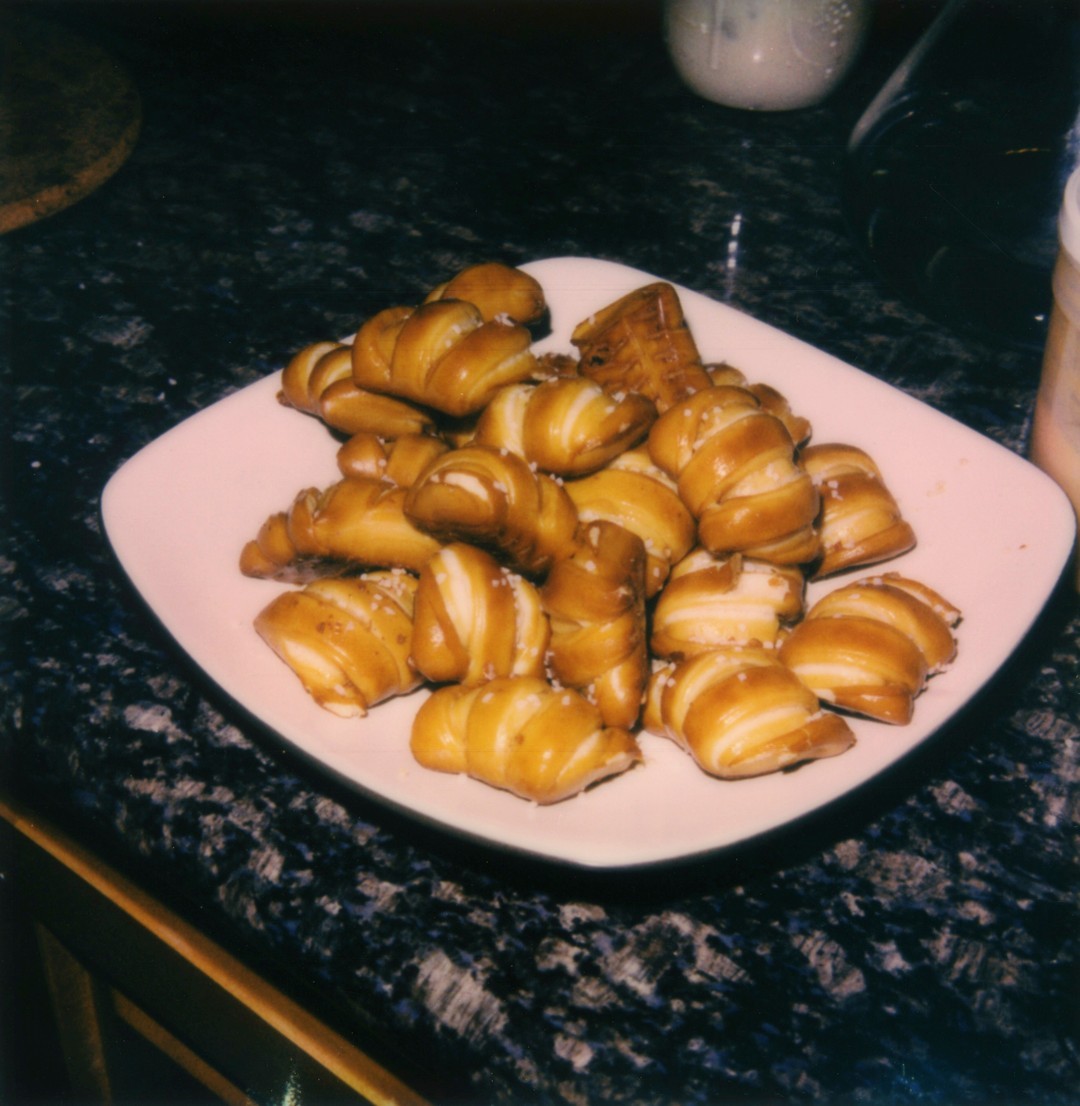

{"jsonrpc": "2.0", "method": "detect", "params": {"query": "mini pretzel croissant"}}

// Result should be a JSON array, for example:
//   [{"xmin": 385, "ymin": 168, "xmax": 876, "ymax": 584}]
[
  {"xmin": 563, "ymin": 445, "xmax": 696, "ymax": 598},
  {"xmin": 404, "ymin": 443, "xmax": 579, "ymax": 577},
  {"xmin": 422, "ymin": 261, "xmax": 547, "ymax": 326},
  {"xmin": 650, "ymin": 549, "xmax": 805, "ymax": 656},
  {"xmin": 255, "ymin": 572, "xmax": 421, "ymax": 717},
  {"xmin": 351, "ymin": 299, "xmax": 538, "ymax": 418},
  {"xmin": 540, "ymin": 520, "xmax": 649, "ymax": 730},
  {"xmin": 472, "ymin": 376, "xmax": 657, "ymax": 477},
  {"xmin": 410, "ymin": 676, "xmax": 642, "ymax": 804},
  {"xmin": 706, "ymin": 362, "xmax": 812, "ymax": 447},
  {"xmin": 648, "ymin": 384, "xmax": 820, "ymax": 565},
  {"xmin": 411, "ymin": 542, "xmax": 550, "ymax": 686},
  {"xmin": 240, "ymin": 476, "xmax": 442, "ymax": 581},
  {"xmin": 643, "ymin": 645, "xmax": 856, "ymax": 779},
  {"xmin": 278, "ymin": 341, "xmax": 436, "ymax": 438},
  {"xmin": 801, "ymin": 443, "xmax": 916, "ymax": 579},
  {"xmin": 779, "ymin": 573, "xmax": 960, "ymax": 724}
]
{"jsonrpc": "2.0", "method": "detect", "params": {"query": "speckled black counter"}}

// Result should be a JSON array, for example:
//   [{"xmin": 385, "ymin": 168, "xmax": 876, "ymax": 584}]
[{"xmin": 4, "ymin": 3, "xmax": 1078, "ymax": 1103}]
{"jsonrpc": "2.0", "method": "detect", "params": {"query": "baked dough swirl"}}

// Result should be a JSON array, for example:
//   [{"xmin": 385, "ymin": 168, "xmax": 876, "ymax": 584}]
[
  {"xmin": 801, "ymin": 443, "xmax": 916, "ymax": 579},
  {"xmin": 563, "ymin": 445, "xmax": 695, "ymax": 598},
  {"xmin": 351, "ymin": 299, "xmax": 538, "ymax": 418},
  {"xmin": 422, "ymin": 261, "xmax": 547, "ymax": 326},
  {"xmin": 540, "ymin": 520, "xmax": 649, "ymax": 730},
  {"xmin": 472, "ymin": 376, "xmax": 657, "ymax": 477},
  {"xmin": 240, "ymin": 476, "xmax": 442, "ymax": 581},
  {"xmin": 778, "ymin": 573, "xmax": 960, "ymax": 724},
  {"xmin": 650, "ymin": 549, "xmax": 805, "ymax": 656},
  {"xmin": 706, "ymin": 362, "xmax": 812, "ymax": 447},
  {"xmin": 278, "ymin": 340, "xmax": 436, "ymax": 438},
  {"xmin": 254, "ymin": 572, "xmax": 421, "ymax": 717},
  {"xmin": 404, "ymin": 443, "xmax": 579, "ymax": 577},
  {"xmin": 410, "ymin": 676, "xmax": 641, "ymax": 804},
  {"xmin": 647, "ymin": 384, "xmax": 820, "ymax": 565},
  {"xmin": 643, "ymin": 645, "xmax": 855, "ymax": 778},
  {"xmin": 411, "ymin": 542, "xmax": 550, "ymax": 687}
]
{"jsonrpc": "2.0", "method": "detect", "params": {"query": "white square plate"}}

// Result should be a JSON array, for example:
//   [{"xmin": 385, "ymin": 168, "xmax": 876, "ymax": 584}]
[{"xmin": 101, "ymin": 257, "xmax": 1076, "ymax": 868}]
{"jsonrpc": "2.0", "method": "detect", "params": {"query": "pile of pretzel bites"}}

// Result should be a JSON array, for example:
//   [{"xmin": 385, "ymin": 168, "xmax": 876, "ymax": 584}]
[{"xmin": 239, "ymin": 263, "xmax": 960, "ymax": 804}]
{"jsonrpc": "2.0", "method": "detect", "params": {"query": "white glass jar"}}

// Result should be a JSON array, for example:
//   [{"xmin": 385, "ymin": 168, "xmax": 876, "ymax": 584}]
[
  {"xmin": 664, "ymin": 0, "xmax": 873, "ymax": 111},
  {"xmin": 1030, "ymin": 167, "xmax": 1080, "ymax": 589}
]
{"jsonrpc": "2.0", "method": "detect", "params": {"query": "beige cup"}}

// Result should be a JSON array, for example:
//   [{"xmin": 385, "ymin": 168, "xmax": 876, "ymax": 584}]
[{"xmin": 1030, "ymin": 167, "xmax": 1080, "ymax": 589}]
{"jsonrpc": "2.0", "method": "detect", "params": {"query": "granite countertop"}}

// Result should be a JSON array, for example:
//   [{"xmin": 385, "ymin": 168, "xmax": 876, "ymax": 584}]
[{"xmin": 4, "ymin": 2, "xmax": 1078, "ymax": 1103}]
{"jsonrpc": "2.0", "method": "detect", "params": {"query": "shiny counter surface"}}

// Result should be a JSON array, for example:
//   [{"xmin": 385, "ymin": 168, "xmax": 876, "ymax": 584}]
[{"xmin": 4, "ymin": 3, "xmax": 1078, "ymax": 1102}]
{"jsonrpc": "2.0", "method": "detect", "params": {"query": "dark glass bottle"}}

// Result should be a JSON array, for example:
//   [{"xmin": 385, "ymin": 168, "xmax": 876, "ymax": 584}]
[{"xmin": 843, "ymin": 0, "xmax": 1080, "ymax": 349}]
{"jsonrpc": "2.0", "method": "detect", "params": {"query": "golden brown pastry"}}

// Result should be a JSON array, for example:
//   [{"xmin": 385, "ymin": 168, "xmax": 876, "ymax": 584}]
[
  {"xmin": 279, "ymin": 340, "xmax": 345, "ymax": 415},
  {"xmin": 540, "ymin": 520, "xmax": 649, "ymax": 730},
  {"xmin": 778, "ymin": 573, "xmax": 960, "ymax": 724},
  {"xmin": 278, "ymin": 340, "xmax": 436, "ymax": 438},
  {"xmin": 471, "ymin": 377, "xmax": 657, "ymax": 476},
  {"xmin": 801, "ymin": 443, "xmax": 916, "ymax": 579},
  {"xmin": 351, "ymin": 299, "xmax": 538, "ymax": 418},
  {"xmin": 410, "ymin": 676, "xmax": 642, "ymax": 803},
  {"xmin": 254, "ymin": 572, "xmax": 421, "ymax": 717},
  {"xmin": 643, "ymin": 645, "xmax": 856, "ymax": 778},
  {"xmin": 403, "ymin": 443, "xmax": 579, "ymax": 577},
  {"xmin": 422, "ymin": 261, "xmax": 547, "ymax": 326},
  {"xmin": 647, "ymin": 384, "xmax": 820, "ymax": 565},
  {"xmin": 239, "ymin": 477, "xmax": 442, "ymax": 581},
  {"xmin": 706, "ymin": 362, "xmax": 812, "ymax": 447},
  {"xmin": 411, "ymin": 543, "xmax": 550, "ymax": 686},
  {"xmin": 650, "ymin": 549, "xmax": 805, "ymax": 657},
  {"xmin": 336, "ymin": 432, "xmax": 449, "ymax": 487},
  {"xmin": 571, "ymin": 282, "xmax": 712, "ymax": 412},
  {"xmin": 563, "ymin": 444, "xmax": 696, "ymax": 598}
]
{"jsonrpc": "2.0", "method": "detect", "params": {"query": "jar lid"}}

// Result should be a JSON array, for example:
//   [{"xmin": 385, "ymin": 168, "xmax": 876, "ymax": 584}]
[{"xmin": 1060, "ymin": 167, "xmax": 1080, "ymax": 267}]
